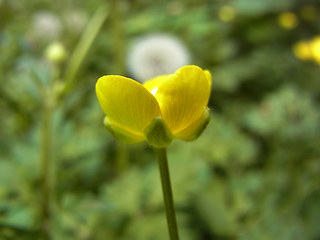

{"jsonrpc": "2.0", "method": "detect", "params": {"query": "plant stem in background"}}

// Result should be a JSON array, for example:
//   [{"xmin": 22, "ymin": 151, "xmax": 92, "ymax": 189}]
[
  {"xmin": 38, "ymin": 7, "xmax": 109, "ymax": 238},
  {"xmin": 155, "ymin": 148, "xmax": 180, "ymax": 240},
  {"xmin": 62, "ymin": 5, "xmax": 109, "ymax": 96},
  {"xmin": 40, "ymin": 86, "xmax": 55, "ymax": 240},
  {"xmin": 110, "ymin": 0, "xmax": 126, "ymax": 75},
  {"xmin": 37, "ymin": 6, "xmax": 110, "ymax": 238}
]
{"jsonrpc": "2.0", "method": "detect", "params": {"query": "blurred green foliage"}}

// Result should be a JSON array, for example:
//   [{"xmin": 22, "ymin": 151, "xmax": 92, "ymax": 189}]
[{"xmin": 1, "ymin": 0, "xmax": 320, "ymax": 239}]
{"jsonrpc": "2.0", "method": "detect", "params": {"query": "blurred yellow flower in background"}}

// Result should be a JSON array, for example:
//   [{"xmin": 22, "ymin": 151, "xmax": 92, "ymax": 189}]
[
  {"xmin": 278, "ymin": 11, "xmax": 298, "ymax": 29},
  {"xmin": 310, "ymin": 36, "xmax": 320, "ymax": 64},
  {"xmin": 292, "ymin": 41, "xmax": 312, "ymax": 61},
  {"xmin": 292, "ymin": 36, "xmax": 320, "ymax": 64},
  {"xmin": 218, "ymin": 5, "xmax": 236, "ymax": 22},
  {"xmin": 96, "ymin": 65, "xmax": 211, "ymax": 147},
  {"xmin": 300, "ymin": 5, "xmax": 317, "ymax": 22}
]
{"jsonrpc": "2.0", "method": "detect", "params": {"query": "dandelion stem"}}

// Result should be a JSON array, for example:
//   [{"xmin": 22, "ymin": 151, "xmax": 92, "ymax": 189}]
[{"xmin": 155, "ymin": 148, "xmax": 180, "ymax": 240}]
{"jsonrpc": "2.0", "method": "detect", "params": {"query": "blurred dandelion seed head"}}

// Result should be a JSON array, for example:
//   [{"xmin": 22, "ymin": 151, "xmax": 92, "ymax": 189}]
[
  {"xmin": 277, "ymin": 12, "xmax": 298, "ymax": 30},
  {"xmin": 218, "ymin": 5, "xmax": 236, "ymax": 22},
  {"xmin": 29, "ymin": 11, "xmax": 62, "ymax": 43},
  {"xmin": 127, "ymin": 34, "xmax": 190, "ymax": 82}
]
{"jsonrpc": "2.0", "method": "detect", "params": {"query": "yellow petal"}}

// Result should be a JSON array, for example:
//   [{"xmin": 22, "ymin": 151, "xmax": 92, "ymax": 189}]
[
  {"xmin": 104, "ymin": 117, "xmax": 145, "ymax": 144},
  {"xmin": 143, "ymin": 75, "xmax": 170, "ymax": 96},
  {"xmin": 152, "ymin": 65, "xmax": 211, "ymax": 134},
  {"xmin": 96, "ymin": 75, "xmax": 161, "ymax": 134},
  {"xmin": 175, "ymin": 108, "xmax": 210, "ymax": 141},
  {"xmin": 204, "ymin": 70, "xmax": 212, "ymax": 90}
]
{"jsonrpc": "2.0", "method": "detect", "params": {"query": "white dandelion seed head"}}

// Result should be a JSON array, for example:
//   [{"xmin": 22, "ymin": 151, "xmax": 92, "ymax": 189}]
[
  {"xmin": 127, "ymin": 33, "xmax": 190, "ymax": 82},
  {"xmin": 29, "ymin": 11, "xmax": 62, "ymax": 43}
]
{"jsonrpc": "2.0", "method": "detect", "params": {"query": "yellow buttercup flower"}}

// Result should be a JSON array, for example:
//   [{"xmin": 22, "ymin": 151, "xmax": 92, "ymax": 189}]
[
  {"xmin": 218, "ymin": 5, "xmax": 236, "ymax": 22},
  {"xmin": 310, "ymin": 36, "xmax": 320, "ymax": 64},
  {"xmin": 96, "ymin": 65, "xmax": 211, "ymax": 148},
  {"xmin": 277, "ymin": 12, "xmax": 298, "ymax": 30},
  {"xmin": 292, "ymin": 41, "xmax": 312, "ymax": 61}
]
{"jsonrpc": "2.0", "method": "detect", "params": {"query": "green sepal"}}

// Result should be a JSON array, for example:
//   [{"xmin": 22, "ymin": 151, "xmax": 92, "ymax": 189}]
[
  {"xmin": 104, "ymin": 117, "xmax": 145, "ymax": 144},
  {"xmin": 176, "ymin": 108, "xmax": 210, "ymax": 141},
  {"xmin": 144, "ymin": 116, "xmax": 173, "ymax": 148}
]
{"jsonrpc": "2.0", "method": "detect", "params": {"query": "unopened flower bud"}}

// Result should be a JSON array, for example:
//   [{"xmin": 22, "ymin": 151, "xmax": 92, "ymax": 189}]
[{"xmin": 45, "ymin": 42, "xmax": 67, "ymax": 63}]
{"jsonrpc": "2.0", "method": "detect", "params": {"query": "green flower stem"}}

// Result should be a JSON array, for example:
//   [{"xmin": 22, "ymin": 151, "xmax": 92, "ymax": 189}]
[
  {"xmin": 115, "ymin": 142, "xmax": 128, "ymax": 173},
  {"xmin": 155, "ymin": 148, "xmax": 180, "ymax": 240},
  {"xmin": 40, "ymin": 87, "xmax": 55, "ymax": 239}
]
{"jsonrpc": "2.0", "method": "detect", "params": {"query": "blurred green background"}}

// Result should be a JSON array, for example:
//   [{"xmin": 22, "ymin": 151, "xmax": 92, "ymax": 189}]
[{"xmin": 1, "ymin": 0, "xmax": 320, "ymax": 239}]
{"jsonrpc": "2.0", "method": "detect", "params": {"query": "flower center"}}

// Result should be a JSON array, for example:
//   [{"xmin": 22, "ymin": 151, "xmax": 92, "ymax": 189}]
[{"xmin": 151, "ymin": 87, "xmax": 158, "ymax": 96}]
